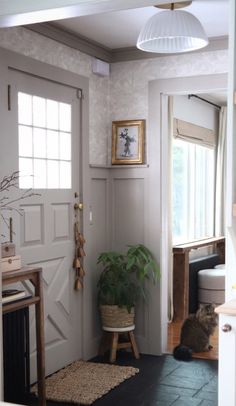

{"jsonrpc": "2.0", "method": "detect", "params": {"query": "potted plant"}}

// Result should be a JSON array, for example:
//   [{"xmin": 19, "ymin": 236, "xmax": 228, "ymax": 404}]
[{"xmin": 97, "ymin": 244, "xmax": 160, "ymax": 328}]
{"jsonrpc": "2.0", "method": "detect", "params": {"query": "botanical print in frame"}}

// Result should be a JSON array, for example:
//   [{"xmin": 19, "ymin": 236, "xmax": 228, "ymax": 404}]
[{"xmin": 112, "ymin": 120, "xmax": 145, "ymax": 165}]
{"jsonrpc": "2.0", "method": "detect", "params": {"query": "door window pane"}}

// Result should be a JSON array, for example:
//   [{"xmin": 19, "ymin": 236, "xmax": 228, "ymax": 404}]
[
  {"xmin": 18, "ymin": 92, "xmax": 72, "ymax": 189},
  {"xmin": 18, "ymin": 93, "xmax": 32, "ymax": 125},
  {"xmin": 33, "ymin": 128, "xmax": 46, "ymax": 158},
  {"xmin": 34, "ymin": 159, "xmax": 46, "ymax": 188},
  {"xmin": 60, "ymin": 132, "xmax": 71, "ymax": 160},
  {"xmin": 19, "ymin": 158, "xmax": 33, "ymax": 189},
  {"xmin": 19, "ymin": 126, "xmax": 33, "ymax": 157},
  {"xmin": 60, "ymin": 161, "xmax": 71, "ymax": 189},
  {"xmin": 59, "ymin": 103, "xmax": 71, "ymax": 132},
  {"xmin": 47, "ymin": 130, "xmax": 59, "ymax": 159},
  {"xmin": 47, "ymin": 99, "xmax": 59, "ymax": 130},
  {"xmin": 33, "ymin": 96, "xmax": 46, "ymax": 127}
]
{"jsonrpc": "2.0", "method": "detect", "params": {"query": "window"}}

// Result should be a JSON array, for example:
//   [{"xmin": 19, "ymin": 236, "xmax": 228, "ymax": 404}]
[
  {"xmin": 172, "ymin": 139, "xmax": 215, "ymax": 244},
  {"xmin": 18, "ymin": 92, "xmax": 72, "ymax": 189}
]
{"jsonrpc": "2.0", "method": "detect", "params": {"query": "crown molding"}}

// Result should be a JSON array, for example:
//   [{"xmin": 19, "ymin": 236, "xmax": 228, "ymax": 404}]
[
  {"xmin": 111, "ymin": 36, "xmax": 229, "ymax": 62},
  {"xmin": 26, "ymin": 22, "xmax": 228, "ymax": 64},
  {"xmin": 26, "ymin": 22, "xmax": 112, "ymax": 62}
]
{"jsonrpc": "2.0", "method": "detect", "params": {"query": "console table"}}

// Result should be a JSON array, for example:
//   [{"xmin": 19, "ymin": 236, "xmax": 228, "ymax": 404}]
[
  {"xmin": 173, "ymin": 237, "xmax": 225, "ymax": 321},
  {"xmin": 2, "ymin": 267, "xmax": 46, "ymax": 406}
]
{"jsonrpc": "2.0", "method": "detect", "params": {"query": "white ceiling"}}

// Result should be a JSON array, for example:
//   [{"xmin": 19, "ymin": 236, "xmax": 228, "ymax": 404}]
[
  {"xmin": 54, "ymin": 0, "xmax": 229, "ymax": 50},
  {"xmin": 0, "ymin": 0, "xmax": 203, "ymax": 27},
  {"xmin": 201, "ymin": 92, "xmax": 227, "ymax": 106}
]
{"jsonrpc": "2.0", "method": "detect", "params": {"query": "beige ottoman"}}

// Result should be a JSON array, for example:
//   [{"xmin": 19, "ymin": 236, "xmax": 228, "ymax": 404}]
[
  {"xmin": 198, "ymin": 268, "xmax": 225, "ymax": 306},
  {"xmin": 214, "ymin": 264, "xmax": 225, "ymax": 269}
]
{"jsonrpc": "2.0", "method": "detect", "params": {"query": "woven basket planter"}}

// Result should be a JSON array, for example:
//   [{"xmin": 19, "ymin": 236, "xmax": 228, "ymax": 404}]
[{"xmin": 100, "ymin": 305, "xmax": 135, "ymax": 328}]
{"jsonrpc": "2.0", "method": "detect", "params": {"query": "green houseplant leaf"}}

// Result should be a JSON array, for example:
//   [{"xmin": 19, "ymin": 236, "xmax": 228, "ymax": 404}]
[{"xmin": 97, "ymin": 244, "xmax": 160, "ymax": 313}]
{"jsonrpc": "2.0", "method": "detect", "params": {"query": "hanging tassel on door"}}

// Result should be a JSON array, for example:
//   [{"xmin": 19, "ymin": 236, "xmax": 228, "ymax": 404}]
[{"xmin": 73, "ymin": 220, "xmax": 86, "ymax": 290}]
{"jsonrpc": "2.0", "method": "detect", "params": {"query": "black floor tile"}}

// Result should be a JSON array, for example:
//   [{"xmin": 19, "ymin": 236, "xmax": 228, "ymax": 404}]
[
  {"xmin": 28, "ymin": 353, "xmax": 218, "ymax": 406},
  {"xmin": 201, "ymin": 377, "xmax": 218, "ymax": 393},
  {"xmin": 194, "ymin": 389, "xmax": 218, "ymax": 402},
  {"xmin": 142, "ymin": 389, "xmax": 179, "ymax": 405},
  {"xmin": 171, "ymin": 397, "xmax": 202, "ymax": 405},
  {"xmin": 170, "ymin": 362, "xmax": 217, "ymax": 380},
  {"xmin": 200, "ymin": 401, "xmax": 217, "ymax": 406},
  {"xmin": 151, "ymin": 384, "xmax": 198, "ymax": 398},
  {"xmin": 159, "ymin": 374, "xmax": 207, "ymax": 390}
]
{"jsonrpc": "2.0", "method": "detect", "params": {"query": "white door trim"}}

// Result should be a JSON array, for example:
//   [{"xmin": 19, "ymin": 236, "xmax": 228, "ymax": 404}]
[{"xmin": 148, "ymin": 73, "xmax": 228, "ymax": 354}]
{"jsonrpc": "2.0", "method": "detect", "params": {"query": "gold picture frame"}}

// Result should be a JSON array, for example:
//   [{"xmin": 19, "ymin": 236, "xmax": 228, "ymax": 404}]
[{"xmin": 112, "ymin": 119, "xmax": 145, "ymax": 165}]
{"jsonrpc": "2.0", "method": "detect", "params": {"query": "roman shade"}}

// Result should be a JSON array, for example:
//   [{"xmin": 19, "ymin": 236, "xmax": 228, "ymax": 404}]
[{"xmin": 173, "ymin": 118, "xmax": 216, "ymax": 148}]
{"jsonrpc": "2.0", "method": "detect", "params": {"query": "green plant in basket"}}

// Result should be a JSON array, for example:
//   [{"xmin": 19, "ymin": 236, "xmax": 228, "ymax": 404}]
[{"xmin": 97, "ymin": 244, "xmax": 160, "ymax": 316}]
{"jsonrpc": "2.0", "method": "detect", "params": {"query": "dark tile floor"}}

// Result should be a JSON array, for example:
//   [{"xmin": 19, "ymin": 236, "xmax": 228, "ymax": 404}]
[
  {"xmin": 92, "ymin": 352, "xmax": 218, "ymax": 406},
  {"xmin": 29, "ymin": 352, "xmax": 218, "ymax": 406}
]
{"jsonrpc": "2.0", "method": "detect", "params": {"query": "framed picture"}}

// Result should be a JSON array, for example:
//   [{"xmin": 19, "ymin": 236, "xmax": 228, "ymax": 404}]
[{"xmin": 112, "ymin": 119, "xmax": 145, "ymax": 165}]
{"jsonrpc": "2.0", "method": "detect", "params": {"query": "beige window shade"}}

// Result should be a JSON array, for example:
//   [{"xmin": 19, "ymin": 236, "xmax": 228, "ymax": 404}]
[{"xmin": 173, "ymin": 118, "xmax": 216, "ymax": 148}]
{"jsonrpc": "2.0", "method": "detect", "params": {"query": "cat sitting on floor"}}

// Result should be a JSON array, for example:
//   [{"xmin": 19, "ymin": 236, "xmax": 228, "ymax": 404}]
[{"xmin": 173, "ymin": 304, "xmax": 218, "ymax": 361}]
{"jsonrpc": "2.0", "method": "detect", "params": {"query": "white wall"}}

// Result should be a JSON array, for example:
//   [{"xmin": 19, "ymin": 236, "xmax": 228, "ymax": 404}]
[
  {"xmin": 110, "ymin": 50, "xmax": 228, "ymax": 122},
  {"xmin": 173, "ymin": 95, "xmax": 219, "ymax": 133}
]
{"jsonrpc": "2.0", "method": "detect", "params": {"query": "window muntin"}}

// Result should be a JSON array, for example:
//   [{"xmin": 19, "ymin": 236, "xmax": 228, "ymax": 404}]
[{"xmin": 18, "ymin": 92, "xmax": 72, "ymax": 189}]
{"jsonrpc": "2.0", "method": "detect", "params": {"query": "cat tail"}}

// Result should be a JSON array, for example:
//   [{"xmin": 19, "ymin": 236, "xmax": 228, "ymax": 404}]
[{"xmin": 173, "ymin": 344, "xmax": 192, "ymax": 361}]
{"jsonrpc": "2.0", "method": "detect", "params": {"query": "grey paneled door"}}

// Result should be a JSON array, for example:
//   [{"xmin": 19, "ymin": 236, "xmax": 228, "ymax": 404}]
[{"xmin": 7, "ymin": 69, "xmax": 83, "ymax": 381}]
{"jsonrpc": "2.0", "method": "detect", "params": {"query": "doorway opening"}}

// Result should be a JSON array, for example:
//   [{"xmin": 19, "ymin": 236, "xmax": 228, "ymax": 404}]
[{"xmin": 166, "ymin": 91, "xmax": 227, "ymax": 360}]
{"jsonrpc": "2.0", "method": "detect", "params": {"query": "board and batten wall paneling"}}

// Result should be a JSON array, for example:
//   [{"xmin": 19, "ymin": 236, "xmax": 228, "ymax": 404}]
[
  {"xmin": 83, "ymin": 168, "xmax": 110, "ymax": 358},
  {"xmin": 111, "ymin": 169, "xmax": 150, "ymax": 351},
  {"xmin": 112, "ymin": 176, "xmax": 145, "ymax": 250}
]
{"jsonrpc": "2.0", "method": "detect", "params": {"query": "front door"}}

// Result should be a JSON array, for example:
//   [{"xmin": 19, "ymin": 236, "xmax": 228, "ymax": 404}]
[{"xmin": 5, "ymin": 69, "xmax": 83, "ymax": 381}]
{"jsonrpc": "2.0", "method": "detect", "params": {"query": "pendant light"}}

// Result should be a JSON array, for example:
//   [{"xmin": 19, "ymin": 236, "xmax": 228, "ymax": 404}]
[{"xmin": 137, "ymin": 1, "xmax": 209, "ymax": 54}]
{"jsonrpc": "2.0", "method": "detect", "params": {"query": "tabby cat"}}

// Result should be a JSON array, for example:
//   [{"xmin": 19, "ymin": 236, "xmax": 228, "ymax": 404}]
[{"xmin": 173, "ymin": 304, "xmax": 218, "ymax": 361}]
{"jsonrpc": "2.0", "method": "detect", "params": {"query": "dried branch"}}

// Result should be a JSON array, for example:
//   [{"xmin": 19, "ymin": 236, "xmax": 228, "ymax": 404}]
[
  {"xmin": 0, "ymin": 171, "xmax": 40, "ymax": 237},
  {"xmin": 1, "ymin": 191, "xmax": 39, "ymax": 210},
  {"xmin": 0, "ymin": 171, "xmax": 20, "ymax": 193}
]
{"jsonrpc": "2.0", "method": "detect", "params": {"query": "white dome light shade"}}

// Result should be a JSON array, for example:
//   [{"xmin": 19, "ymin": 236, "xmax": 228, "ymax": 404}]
[{"xmin": 137, "ymin": 10, "xmax": 209, "ymax": 54}]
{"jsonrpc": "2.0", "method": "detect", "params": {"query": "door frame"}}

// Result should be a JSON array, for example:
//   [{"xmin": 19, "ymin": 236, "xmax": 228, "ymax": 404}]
[
  {"xmin": 0, "ymin": 46, "xmax": 90, "ymax": 375},
  {"xmin": 148, "ymin": 73, "xmax": 228, "ymax": 353}
]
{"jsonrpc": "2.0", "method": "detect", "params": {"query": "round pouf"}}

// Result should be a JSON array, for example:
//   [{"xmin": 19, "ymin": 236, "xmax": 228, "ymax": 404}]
[{"xmin": 198, "ymin": 268, "xmax": 225, "ymax": 306}]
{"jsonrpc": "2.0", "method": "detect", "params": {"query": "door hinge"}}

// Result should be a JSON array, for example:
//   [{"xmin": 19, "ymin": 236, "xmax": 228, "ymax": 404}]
[
  {"xmin": 7, "ymin": 84, "xmax": 11, "ymax": 111},
  {"xmin": 77, "ymin": 89, "xmax": 84, "ymax": 100}
]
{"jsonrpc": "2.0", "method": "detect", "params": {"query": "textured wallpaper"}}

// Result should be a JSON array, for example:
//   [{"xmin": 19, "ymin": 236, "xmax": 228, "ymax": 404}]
[
  {"xmin": 110, "ymin": 50, "xmax": 228, "ymax": 121},
  {"xmin": 0, "ymin": 26, "xmax": 110, "ymax": 165},
  {"xmin": 0, "ymin": 27, "xmax": 228, "ymax": 165}
]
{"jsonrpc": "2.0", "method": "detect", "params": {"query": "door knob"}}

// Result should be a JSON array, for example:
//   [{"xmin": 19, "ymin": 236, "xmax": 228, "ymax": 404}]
[
  {"xmin": 74, "ymin": 203, "xmax": 83, "ymax": 211},
  {"xmin": 221, "ymin": 324, "xmax": 232, "ymax": 333}
]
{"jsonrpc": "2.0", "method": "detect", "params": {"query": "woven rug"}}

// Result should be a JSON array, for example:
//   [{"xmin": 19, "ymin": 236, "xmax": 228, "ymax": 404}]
[{"xmin": 32, "ymin": 360, "xmax": 139, "ymax": 405}]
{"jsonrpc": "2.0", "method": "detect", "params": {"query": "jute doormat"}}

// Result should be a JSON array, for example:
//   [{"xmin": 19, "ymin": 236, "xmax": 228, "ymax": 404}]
[{"xmin": 32, "ymin": 360, "xmax": 139, "ymax": 405}]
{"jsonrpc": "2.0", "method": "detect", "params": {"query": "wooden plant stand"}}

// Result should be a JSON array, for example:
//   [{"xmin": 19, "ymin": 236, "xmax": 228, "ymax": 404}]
[{"xmin": 99, "ymin": 325, "xmax": 140, "ymax": 363}]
